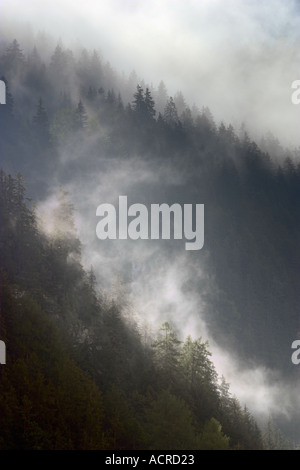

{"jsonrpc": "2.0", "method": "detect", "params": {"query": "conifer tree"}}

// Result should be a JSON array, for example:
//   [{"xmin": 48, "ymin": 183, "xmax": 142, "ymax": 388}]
[
  {"xmin": 198, "ymin": 418, "xmax": 230, "ymax": 450},
  {"xmin": 132, "ymin": 84, "xmax": 145, "ymax": 115},
  {"xmin": 144, "ymin": 87, "xmax": 156, "ymax": 119},
  {"xmin": 163, "ymin": 97, "xmax": 179, "ymax": 127}
]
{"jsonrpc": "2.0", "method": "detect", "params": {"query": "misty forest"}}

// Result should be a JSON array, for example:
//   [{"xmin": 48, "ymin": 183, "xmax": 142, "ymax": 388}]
[{"xmin": 0, "ymin": 36, "xmax": 299, "ymax": 450}]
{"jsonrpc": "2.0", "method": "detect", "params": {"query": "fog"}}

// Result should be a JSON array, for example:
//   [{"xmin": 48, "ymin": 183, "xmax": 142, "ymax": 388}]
[
  {"xmin": 2, "ymin": 0, "xmax": 300, "ymax": 439},
  {"xmin": 1, "ymin": 0, "xmax": 300, "ymax": 147}
]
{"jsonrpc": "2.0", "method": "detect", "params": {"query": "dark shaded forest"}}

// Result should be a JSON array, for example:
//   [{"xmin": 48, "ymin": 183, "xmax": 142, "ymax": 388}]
[{"xmin": 0, "ymin": 38, "xmax": 299, "ymax": 449}]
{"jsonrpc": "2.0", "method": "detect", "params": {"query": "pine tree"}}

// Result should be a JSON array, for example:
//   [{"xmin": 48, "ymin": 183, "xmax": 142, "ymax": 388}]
[
  {"xmin": 32, "ymin": 98, "xmax": 51, "ymax": 146},
  {"xmin": 50, "ymin": 187, "xmax": 79, "ymax": 249},
  {"xmin": 117, "ymin": 92, "xmax": 124, "ymax": 112},
  {"xmin": 174, "ymin": 91, "xmax": 186, "ymax": 116},
  {"xmin": 50, "ymin": 107, "xmax": 77, "ymax": 144},
  {"xmin": 262, "ymin": 418, "xmax": 293, "ymax": 450},
  {"xmin": 91, "ymin": 50, "xmax": 103, "ymax": 83},
  {"xmin": 132, "ymin": 84, "xmax": 145, "ymax": 115},
  {"xmin": 87, "ymin": 266, "xmax": 97, "ymax": 295},
  {"xmin": 3, "ymin": 39, "xmax": 24, "ymax": 74},
  {"xmin": 181, "ymin": 107, "xmax": 193, "ymax": 129},
  {"xmin": 219, "ymin": 375, "xmax": 233, "ymax": 413},
  {"xmin": 49, "ymin": 43, "xmax": 75, "ymax": 91},
  {"xmin": 0, "ymin": 76, "xmax": 14, "ymax": 124},
  {"xmin": 181, "ymin": 336, "xmax": 218, "ymax": 390},
  {"xmin": 155, "ymin": 80, "xmax": 168, "ymax": 114},
  {"xmin": 144, "ymin": 390, "xmax": 198, "ymax": 450},
  {"xmin": 180, "ymin": 335, "xmax": 219, "ymax": 423}
]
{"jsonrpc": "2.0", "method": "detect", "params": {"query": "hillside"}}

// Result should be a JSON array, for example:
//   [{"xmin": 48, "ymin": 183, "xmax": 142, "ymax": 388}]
[{"xmin": 0, "ymin": 37, "xmax": 299, "ymax": 448}]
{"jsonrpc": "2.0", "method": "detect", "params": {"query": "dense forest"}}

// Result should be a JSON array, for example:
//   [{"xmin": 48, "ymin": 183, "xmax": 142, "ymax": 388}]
[
  {"xmin": 0, "ymin": 38, "xmax": 299, "ymax": 449},
  {"xmin": 0, "ymin": 169, "xmax": 266, "ymax": 450}
]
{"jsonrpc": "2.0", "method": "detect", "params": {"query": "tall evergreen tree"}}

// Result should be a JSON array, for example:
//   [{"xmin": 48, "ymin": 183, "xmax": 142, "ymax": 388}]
[
  {"xmin": 163, "ymin": 97, "xmax": 179, "ymax": 127},
  {"xmin": 144, "ymin": 390, "xmax": 198, "ymax": 450},
  {"xmin": 132, "ymin": 84, "xmax": 145, "ymax": 116},
  {"xmin": 144, "ymin": 87, "xmax": 156, "ymax": 120},
  {"xmin": 32, "ymin": 98, "xmax": 51, "ymax": 146},
  {"xmin": 3, "ymin": 39, "xmax": 24, "ymax": 75},
  {"xmin": 75, "ymin": 100, "xmax": 88, "ymax": 129},
  {"xmin": 0, "ymin": 76, "xmax": 14, "ymax": 130}
]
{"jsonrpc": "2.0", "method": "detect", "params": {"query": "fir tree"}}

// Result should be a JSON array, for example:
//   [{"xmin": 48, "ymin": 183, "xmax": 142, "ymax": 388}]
[{"xmin": 32, "ymin": 98, "xmax": 51, "ymax": 146}]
